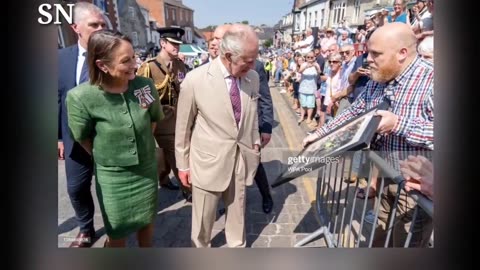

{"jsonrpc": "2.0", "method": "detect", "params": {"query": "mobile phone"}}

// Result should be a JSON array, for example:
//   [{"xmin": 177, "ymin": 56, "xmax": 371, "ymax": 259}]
[{"xmin": 362, "ymin": 58, "xmax": 369, "ymax": 69}]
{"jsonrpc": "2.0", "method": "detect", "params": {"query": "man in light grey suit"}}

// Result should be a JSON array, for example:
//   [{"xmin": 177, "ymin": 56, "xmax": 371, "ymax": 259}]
[{"xmin": 175, "ymin": 24, "xmax": 261, "ymax": 247}]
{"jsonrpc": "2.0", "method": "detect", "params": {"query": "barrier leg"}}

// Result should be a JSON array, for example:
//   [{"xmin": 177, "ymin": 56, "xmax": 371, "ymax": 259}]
[{"xmin": 294, "ymin": 226, "xmax": 334, "ymax": 247}]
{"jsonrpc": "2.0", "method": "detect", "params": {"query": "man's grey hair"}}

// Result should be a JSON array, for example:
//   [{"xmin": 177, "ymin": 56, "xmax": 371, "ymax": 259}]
[
  {"xmin": 340, "ymin": 44, "xmax": 354, "ymax": 51},
  {"xmin": 417, "ymin": 36, "xmax": 433, "ymax": 57},
  {"xmin": 328, "ymin": 43, "xmax": 339, "ymax": 51},
  {"xmin": 219, "ymin": 24, "xmax": 258, "ymax": 59},
  {"xmin": 73, "ymin": 2, "xmax": 104, "ymax": 24}
]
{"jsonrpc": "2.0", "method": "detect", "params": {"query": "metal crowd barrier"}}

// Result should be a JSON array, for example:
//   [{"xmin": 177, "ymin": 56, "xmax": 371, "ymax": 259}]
[{"xmin": 294, "ymin": 150, "xmax": 434, "ymax": 248}]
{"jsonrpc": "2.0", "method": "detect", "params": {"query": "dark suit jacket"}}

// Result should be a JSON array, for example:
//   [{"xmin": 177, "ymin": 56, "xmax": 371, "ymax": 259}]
[
  {"xmin": 316, "ymin": 55, "xmax": 326, "ymax": 88},
  {"xmin": 58, "ymin": 45, "xmax": 91, "ymax": 161},
  {"xmin": 255, "ymin": 60, "xmax": 273, "ymax": 134}
]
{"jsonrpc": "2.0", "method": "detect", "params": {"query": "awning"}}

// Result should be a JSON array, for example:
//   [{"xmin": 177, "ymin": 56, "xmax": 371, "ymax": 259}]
[{"xmin": 180, "ymin": 44, "xmax": 207, "ymax": 56}]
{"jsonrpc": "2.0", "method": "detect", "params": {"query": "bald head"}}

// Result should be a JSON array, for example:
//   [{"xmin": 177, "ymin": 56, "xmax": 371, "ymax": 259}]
[
  {"xmin": 228, "ymin": 24, "xmax": 258, "ymax": 42},
  {"xmin": 369, "ymin": 22, "xmax": 417, "ymax": 54},
  {"xmin": 366, "ymin": 22, "xmax": 419, "ymax": 83},
  {"xmin": 213, "ymin": 24, "xmax": 232, "ymax": 42}
]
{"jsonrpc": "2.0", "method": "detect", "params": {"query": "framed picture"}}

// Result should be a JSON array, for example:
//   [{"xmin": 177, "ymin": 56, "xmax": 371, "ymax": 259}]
[{"xmin": 272, "ymin": 101, "xmax": 389, "ymax": 188}]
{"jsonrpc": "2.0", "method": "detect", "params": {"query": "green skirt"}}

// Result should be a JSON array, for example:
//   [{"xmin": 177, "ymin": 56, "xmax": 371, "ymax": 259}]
[{"xmin": 95, "ymin": 160, "xmax": 158, "ymax": 239}]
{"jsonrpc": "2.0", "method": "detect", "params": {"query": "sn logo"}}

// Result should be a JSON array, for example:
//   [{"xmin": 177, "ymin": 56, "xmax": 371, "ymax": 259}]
[{"xmin": 37, "ymin": 3, "xmax": 74, "ymax": 25}]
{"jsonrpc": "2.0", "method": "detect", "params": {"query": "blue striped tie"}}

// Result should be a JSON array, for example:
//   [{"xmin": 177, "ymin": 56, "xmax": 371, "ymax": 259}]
[{"xmin": 79, "ymin": 52, "xmax": 89, "ymax": 84}]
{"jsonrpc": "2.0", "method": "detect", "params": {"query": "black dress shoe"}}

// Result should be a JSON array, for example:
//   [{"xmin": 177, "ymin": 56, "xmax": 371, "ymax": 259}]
[
  {"xmin": 160, "ymin": 180, "xmax": 179, "ymax": 190},
  {"xmin": 262, "ymin": 196, "xmax": 274, "ymax": 214},
  {"xmin": 69, "ymin": 230, "xmax": 96, "ymax": 248}
]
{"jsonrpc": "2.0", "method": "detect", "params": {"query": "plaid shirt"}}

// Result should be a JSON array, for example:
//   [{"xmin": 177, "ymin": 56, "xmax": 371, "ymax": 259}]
[{"xmin": 315, "ymin": 56, "xmax": 434, "ymax": 168}]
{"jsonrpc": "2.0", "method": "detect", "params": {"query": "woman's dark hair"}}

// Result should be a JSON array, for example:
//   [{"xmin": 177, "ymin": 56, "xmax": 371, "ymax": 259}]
[{"xmin": 87, "ymin": 30, "xmax": 132, "ymax": 86}]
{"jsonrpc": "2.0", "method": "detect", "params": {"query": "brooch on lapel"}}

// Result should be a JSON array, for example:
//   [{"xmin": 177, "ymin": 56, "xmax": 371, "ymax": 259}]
[
  {"xmin": 177, "ymin": 71, "xmax": 185, "ymax": 82},
  {"xmin": 134, "ymin": 85, "xmax": 155, "ymax": 109}
]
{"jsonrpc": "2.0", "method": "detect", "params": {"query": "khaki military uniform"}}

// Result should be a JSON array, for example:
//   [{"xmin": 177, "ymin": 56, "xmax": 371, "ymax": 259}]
[{"xmin": 137, "ymin": 56, "xmax": 188, "ymax": 190}]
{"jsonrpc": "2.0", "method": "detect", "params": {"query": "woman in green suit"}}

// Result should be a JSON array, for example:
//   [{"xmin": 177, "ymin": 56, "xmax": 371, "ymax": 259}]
[{"xmin": 66, "ymin": 30, "xmax": 164, "ymax": 247}]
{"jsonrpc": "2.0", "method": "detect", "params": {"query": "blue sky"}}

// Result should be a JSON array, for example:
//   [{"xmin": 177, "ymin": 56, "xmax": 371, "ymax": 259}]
[{"xmin": 182, "ymin": 0, "xmax": 294, "ymax": 28}]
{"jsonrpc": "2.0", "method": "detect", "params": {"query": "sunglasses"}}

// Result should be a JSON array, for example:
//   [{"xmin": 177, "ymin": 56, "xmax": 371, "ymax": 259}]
[
  {"xmin": 339, "ymin": 51, "xmax": 351, "ymax": 55},
  {"xmin": 329, "ymin": 60, "xmax": 341, "ymax": 64},
  {"xmin": 306, "ymin": 56, "xmax": 315, "ymax": 59}
]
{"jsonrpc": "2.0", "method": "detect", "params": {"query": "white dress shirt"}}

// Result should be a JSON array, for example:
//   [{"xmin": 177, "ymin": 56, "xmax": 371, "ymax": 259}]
[
  {"xmin": 76, "ymin": 43, "xmax": 87, "ymax": 86},
  {"xmin": 298, "ymin": 35, "xmax": 314, "ymax": 55},
  {"xmin": 219, "ymin": 60, "xmax": 244, "ymax": 125},
  {"xmin": 219, "ymin": 60, "xmax": 261, "ymax": 146}
]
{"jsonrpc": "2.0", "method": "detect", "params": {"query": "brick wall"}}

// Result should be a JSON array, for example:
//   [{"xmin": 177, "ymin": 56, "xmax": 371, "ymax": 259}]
[{"xmin": 164, "ymin": 4, "xmax": 193, "ymax": 28}]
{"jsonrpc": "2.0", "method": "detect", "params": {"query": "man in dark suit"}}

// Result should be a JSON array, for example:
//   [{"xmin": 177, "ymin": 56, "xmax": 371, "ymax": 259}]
[
  {"xmin": 58, "ymin": 2, "xmax": 107, "ymax": 248},
  {"xmin": 212, "ymin": 24, "xmax": 275, "ymax": 214},
  {"xmin": 254, "ymin": 59, "xmax": 274, "ymax": 213}
]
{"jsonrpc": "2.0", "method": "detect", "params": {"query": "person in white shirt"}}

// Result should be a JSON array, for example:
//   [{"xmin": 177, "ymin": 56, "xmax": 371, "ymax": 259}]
[
  {"xmin": 294, "ymin": 28, "xmax": 314, "ymax": 56},
  {"xmin": 411, "ymin": 0, "xmax": 431, "ymax": 28}
]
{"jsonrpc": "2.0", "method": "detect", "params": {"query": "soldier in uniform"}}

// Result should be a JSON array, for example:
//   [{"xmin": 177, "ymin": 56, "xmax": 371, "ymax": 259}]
[{"xmin": 137, "ymin": 27, "xmax": 191, "ymax": 201}]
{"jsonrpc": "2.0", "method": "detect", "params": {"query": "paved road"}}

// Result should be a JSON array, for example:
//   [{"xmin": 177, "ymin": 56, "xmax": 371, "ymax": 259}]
[{"xmin": 58, "ymin": 82, "xmax": 326, "ymax": 247}]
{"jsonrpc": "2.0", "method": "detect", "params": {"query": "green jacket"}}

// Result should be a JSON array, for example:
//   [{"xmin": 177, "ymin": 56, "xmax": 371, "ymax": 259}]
[{"xmin": 66, "ymin": 76, "xmax": 164, "ymax": 167}]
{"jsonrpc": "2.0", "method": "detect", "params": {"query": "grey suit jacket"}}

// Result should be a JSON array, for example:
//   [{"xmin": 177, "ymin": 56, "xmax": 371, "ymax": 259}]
[{"xmin": 175, "ymin": 58, "xmax": 260, "ymax": 192}]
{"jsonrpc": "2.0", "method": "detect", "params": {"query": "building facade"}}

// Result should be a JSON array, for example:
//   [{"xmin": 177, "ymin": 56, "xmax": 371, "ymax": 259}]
[
  {"xmin": 117, "ymin": 0, "xmax": 148, "ymax": 51},
  {"xmin": 136, "ymin": 0, "xmax": 165, "ymax": 27},
  {"xmin": 193, "ymin": 28, "xmax": 206, "ymax": 49},
  {"xmin": 164, "ymin": 0, "xmax": 194, "ymax": 44},
  {"xmin": 276, "ymin": 0, "xmax": 417, "ymax": 37},
  {"xmin": 298, "ymin": 0, "xmax": 330, "ymax": 31}
]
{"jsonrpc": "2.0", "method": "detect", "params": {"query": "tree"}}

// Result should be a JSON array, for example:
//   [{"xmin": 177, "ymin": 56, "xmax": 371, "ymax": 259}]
[
  {"xmin": 241, "ymin": 20, "xmax": 249, "ymax": 25},
  {"xmin": 263, "ymin": 38, "xmax": 273, "ymax": 48}
]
